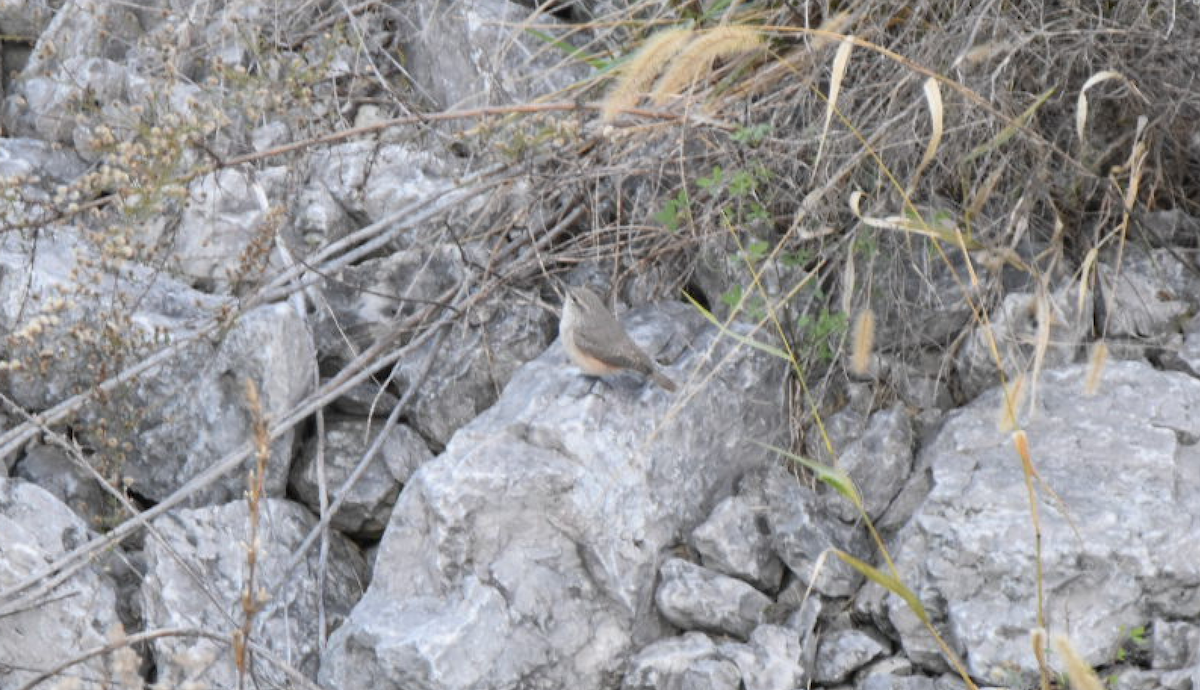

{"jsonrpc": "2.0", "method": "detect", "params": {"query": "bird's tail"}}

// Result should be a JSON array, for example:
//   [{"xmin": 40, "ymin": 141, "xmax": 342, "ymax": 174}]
[{"xmin": 651, "ymin": 368, "xmax": 678, "ymax": 392}]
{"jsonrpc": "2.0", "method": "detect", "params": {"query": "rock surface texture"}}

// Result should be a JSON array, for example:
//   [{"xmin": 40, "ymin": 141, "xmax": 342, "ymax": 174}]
[
  {"xmin": 319, "ymin": 301, "xmax": 790, "ymax": 690},
  {"xmin": 142, "ymin": 498, "xmax": 367, "ymax": 688},
  {"xmin": 1, "ymin": 0, "xmax": 1199, "ymax": 689},
  {"xmin": 0, "ymin": 478, "xmax": 122, "ymax": 690},
  {"xmin": 873, "ymin": 360, "xmax": 1200, "ymax": 679}
]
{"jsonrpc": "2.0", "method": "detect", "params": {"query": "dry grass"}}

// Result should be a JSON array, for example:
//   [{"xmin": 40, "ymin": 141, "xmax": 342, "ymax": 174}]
[
  {"xmin": 520, "ymin": 1, "xmax": 1200, "ymax": 439},
  {"xmin": 2, "ymin": 0, "xmax": 1198, "ymax": 686}
]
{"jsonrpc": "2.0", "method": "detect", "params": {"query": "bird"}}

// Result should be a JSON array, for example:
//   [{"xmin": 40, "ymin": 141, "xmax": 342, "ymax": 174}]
[{"xmin": 559, "ymin": 285, "xmax": 678, "ymax": 392}]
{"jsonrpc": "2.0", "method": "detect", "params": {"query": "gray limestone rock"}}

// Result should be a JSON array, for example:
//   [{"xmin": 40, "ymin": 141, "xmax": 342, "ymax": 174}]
[
  {"xmin": 656, "ymin": 558, "xmax": 772, "ymax": 639},
  {"xmin": 1110, "ymin": 668, "xmax": 1171, "ymax": 690},
  {"xmin": 303, "ymin": 140, "xmax": 457, "ymax": 231},
  {"xmin": 1, "ymin": 0, "xmax": 328, "ymax": 156},
  {"xmin": 624, "ymin": 625, "xmax": 801, "ymax": 690},
  {"xmin": 1098, "ymin": 245, "xmax": 1200, "ymax": 343},
  {"xmin": 0, "ymin": 226, "xmax": 224, "ymax": 410},
  {"xmin": 0, "ymin": 477, "xmax": 122, "ymax": 690},
  {"xmin": 171, "ymin": 168, "xmax": 275, "ymax": 289},
  {"xmin": 396, "ymin": 0, "xmax": 591, "ymax": 110},
  {"xmin": 289, "ymin": 416, "xmax": 433, "ymax": 538},
  {"xmin": 13, "ymin": 443, "xmax": 110, "ymax": 531},
  {"xmin": 878, "ymin": 350, "xmax": 957, "ymax": 411},
  {"xmin": 677, "ymin": 659, "xmax": 744, "ymax": 690},
  {"xmin": 784, "ymin": 596, "xmax": 823, "ymax": 686},
  {"xmin": 820, "ymin": 405, "xmax": 914, "ymax": 522},
  {"xmin": 0, "ymin": 0, "xmax": 56, "ymax": 37},
  {"xmin": 690, "ymin": 494, "xmax": 784, "ymax": 592},
  {"xmin": 1159, "ymin": 666, "xmax": 1200, "ymax": 690},
  {"xmin": 121, "ymin": 300, "xmax": 315, "ymax": 505},
  {"xmin": 142, "ymin": 498, "xmax": 367, "ymax": 688},
  {"xmin": 1141, "ymin": 209, "xmax": 1200, "ymax": 245},
  {"xmin": 5, "ymin": 55, "xmax": 139, "ymax": 145},
  {"xmin": 879, "ymin": 360, "xmax": 1200, "ymax": 679},
  {"xmin": 859, "ymin": 674, "xmax": 969, "ymax": 690},
  {"xmin": 716, "ymin": 624, "xmax": 803, "ymax": 690},
  {"xmin": 622, "ymin": 632, "xmax": 727, "ymax": 690},
  {"xmin": 955, "ymin": 284, "xmax": 1090, "ymax": 401},
  {"xmin": 813, "ymin": 629, "xmax": 889, "ymax": 684},
  {"xmin": 319, "ymin": 300, "xmax": 789, "ymax": 690},
  {"xmin": 857, "ymin": 654, "xmax": 916, "ymax": 681},
  {"xmin": 313, "ymin": 245, "xmax": 555, "ymax": 448},
  {"xmin": 0, "ymin": 137, "xmax": 88, "ymax": 227},
  {"xmin": 389, "ymin": 291, "xmax": 554, "ymax": 448},
  {"xmin": 0, "ymin": 227, "xmax": 310, "ymax": 505},
  {"xmin": 1153, "ymin": 619, "xmax": 1200, "ymax": 670},
  {"xmin": 1172, "ymin": 313, "xmax": 1200, "ymax": 376},
  {"xmin": 313, "ymin": 244, "xmax": 475, "ymax": 359},
  {"xmin": 329, "ymin": 379, "xmax": 401, "ymax": 418},
  {"xmin": 804, "ymin": 406, "xmax": 866, "ymax": 467},
  {"xmin": 741, "ymin": 463, "xmax": 871, "ymax": 598}
]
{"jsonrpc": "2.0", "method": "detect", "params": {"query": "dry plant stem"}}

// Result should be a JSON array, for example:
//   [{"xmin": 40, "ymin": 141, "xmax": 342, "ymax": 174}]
[
  {"xmin": 314, "ymin": 407, "xmax": 329, "ymax": 654},
  {"xmin": 0, "ymin": 192, "xmax": 366, "ymax": 459},
  {"xmin": 651, "ymin": 274, "xmax": 818, "ymax": 441},
  {"xmin": 682, "ymin": 280, "xmax": 985, "ymax": 683},
  {"xmin": 24, "ymin": 91, "xmax": 738, "ymax": 244},
  {"xmin": 277, "ymin": 304, "xmax": 455, "ymax": 584},
  {"xmin": 217, "ymin": 102, "xmax": 721, "ymax": 172},
  {"xmin": 236, "ymin": 381, "xmax": 271, "ymax": 690},
  {"xmin": 808, "ymin": 52, "xmax": 1019, "ymax": 435},
  {"xmin": 0, "ymin": 392, "xmax": 243, "ymax": 629},
  {"xmin": 14, "ymin": 627, "xmax": 323, "ymax": 690},
  {"xmin": 493, "ymin": 208, "xmax": 587, "ymax": 286},
  {"xmin": 0, "ymin": 321, "xmax": 223, "ymax": 460},
  {"xmin": 0, "ymin": 163, "xmax": 506, "ymax": 474},
  {"xmin": 254, "ymin": 168, "xmax": 509, "ymax": 303},
  {"xmin": 757, "ymin": 26, "xmax": 1091, "ymax": 179},
  {"xmin": 0, "ymin": 288, "xmax": 468, "ymax": 615},
  {"xmin": 333, "ymin": 0, "xmax": 401, "ymax": 106},
  {"xmin": 495, "ymin": 203, "xmax": 586, "ymax": 267}
]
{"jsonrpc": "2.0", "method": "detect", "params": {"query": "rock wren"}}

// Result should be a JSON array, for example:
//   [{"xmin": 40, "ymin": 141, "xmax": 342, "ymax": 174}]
[{"xmin": 560, "ymin": 285, "xmax": 678, "ymax": 392}]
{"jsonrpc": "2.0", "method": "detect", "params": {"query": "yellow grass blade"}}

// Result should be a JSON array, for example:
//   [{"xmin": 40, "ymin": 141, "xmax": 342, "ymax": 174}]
[
  {"xmin": 684, "ymin": 293, "xmax": 790, "ymax": 359},
  {"xmin": 833, "ymin": 549, "xmax": 929, "ymax": 624},
  {"xmin": 1078, "ymin": 246, "xmax": 1098, "ymax": 317},
  {"xmin": 1075, "ymin": 70, "xmax": 1128, "ymax": 145},
  {"xmin": 961, "ymin": 87, "xmax": 1055, "ymax": 164},
  {"xmin": 1084, "ymin": 340, "xmax": 1108, "ymax": 395},
  {"xmin": 755, "ymin": 441, "xmax": 862, "ymax": 509},
  {"xmin": 1032, "ymin": 628, "xmax": 1051, "ymax": 690},
  {"xmin": 812, "ymin": 35, "xmax": 854, "ymax": 177},
  {"xmin": 907, "ymin": 77, "xmax": 943, "ymax": 192},
  {"xmin": 849, "ymin": 191, "xmax": 983, "ymax": 249},
  {"xmin": 999, "ymin": 374, "xmax": 1025, "ymax": 432}
]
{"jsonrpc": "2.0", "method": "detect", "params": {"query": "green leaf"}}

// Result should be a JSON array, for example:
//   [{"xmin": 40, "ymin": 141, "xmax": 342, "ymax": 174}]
[
  {"xmin": 686, "ymin": 293, "xmax": 790, "ymax": 360},
  {"xmin": 781, "ymin": 249, "xmax": 811, "ymax": 267},
  {"xmin": 721, "ymin": 284, "xmax": 743, "ymax": 309},
  {"xmin": 524, "ymin": 28, "xmax": 608, "ymax": 70},
  {"xmin": 960, "ymin": 86, "xmax": 1056, "ymax": 165},
  {"xmin": 698, "ymin": 166, "xmax": 723, "ymax": 189},
  {"xmin": 732, "ymin": 123, "xmax": 771, "ymax": 145},
  {"xmin": 748, "ymin": 202, "xmax": 771, "ymax": 224},
  {"xmin": 654, "ymin": 190, "xmax": 691, "ymax": 231},
  {"xmin": 747, "ymin": 240, "xmax": 769, "ymax": 262},
  {"xmin": 729, "ymin": 170, "xmax": 755, "ymax": 196},
  {"xmin": 835, "ymin": 550, "xmax": 930, "ymax": 624},
  {"xmin": 1129, "ymin": 626, "xmax": 1147, "ymax": 645}
]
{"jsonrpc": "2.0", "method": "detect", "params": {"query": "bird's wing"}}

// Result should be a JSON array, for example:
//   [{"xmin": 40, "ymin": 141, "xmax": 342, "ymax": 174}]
[{"xmin": 572, "ymin": 325, "xmax": 652, "ymax": 372}]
